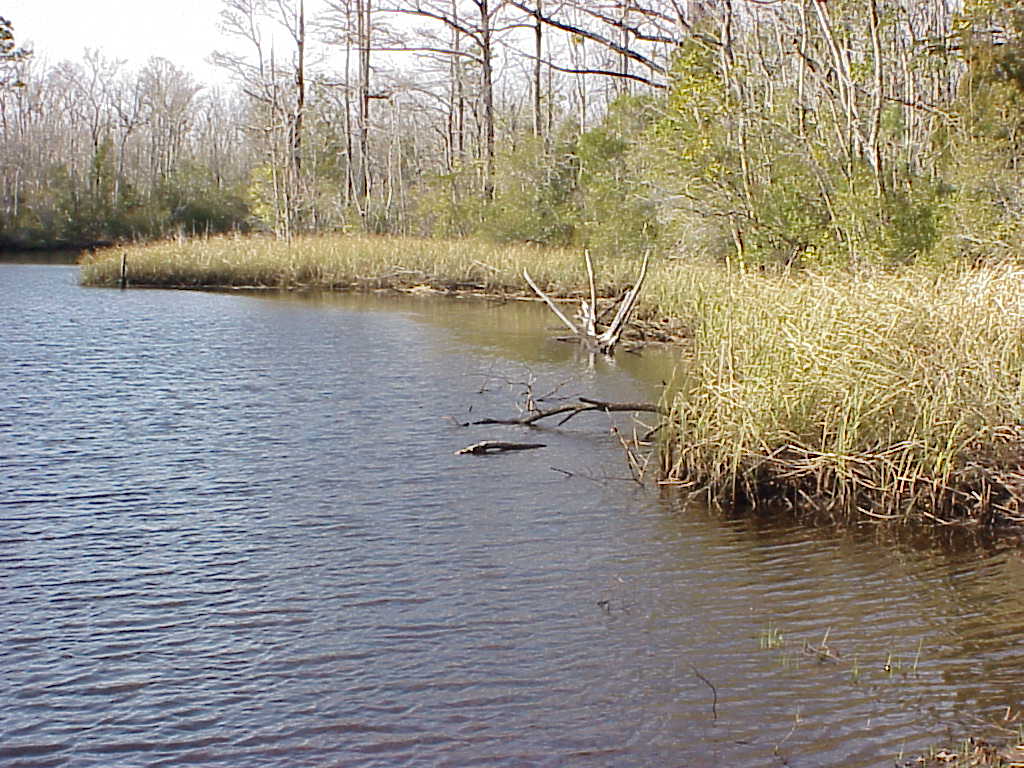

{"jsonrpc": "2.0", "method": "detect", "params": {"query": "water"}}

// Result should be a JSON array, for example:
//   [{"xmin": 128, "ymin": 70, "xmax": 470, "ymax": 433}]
[{"xmin": 2, "ymin": 263, "xmax": 1024, "ymax": 767}]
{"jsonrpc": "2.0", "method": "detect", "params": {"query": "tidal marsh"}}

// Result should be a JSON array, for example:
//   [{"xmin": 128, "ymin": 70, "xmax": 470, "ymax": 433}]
[
  {"xmin": 82, "ymin": 236, "xmax": 1024, "ymax": 527},
  {"xmin": 79, "ymin": 234, "xmax": 662, "ymax": 301}
]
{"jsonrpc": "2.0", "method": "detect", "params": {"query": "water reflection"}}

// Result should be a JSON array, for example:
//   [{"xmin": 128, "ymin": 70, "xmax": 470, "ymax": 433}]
[
  {"xmin": 266, "ymin": 288, "xmax": 686, "ymax": 385},
  {"xmin": 0, "ymin": 264, "xmax": 1021, "ymax": 768}
]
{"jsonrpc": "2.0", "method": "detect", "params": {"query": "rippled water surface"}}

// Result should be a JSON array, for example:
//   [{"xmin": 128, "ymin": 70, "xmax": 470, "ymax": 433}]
[{"xmin": 3, "ymin": 263, "xmax": 1024, "ymax": 767}]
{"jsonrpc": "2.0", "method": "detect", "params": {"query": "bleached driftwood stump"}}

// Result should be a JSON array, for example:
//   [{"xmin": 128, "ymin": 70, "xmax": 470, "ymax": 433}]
[{"xmin": 523, "ymin": 250, "xmax": 649, "ymax": 355}]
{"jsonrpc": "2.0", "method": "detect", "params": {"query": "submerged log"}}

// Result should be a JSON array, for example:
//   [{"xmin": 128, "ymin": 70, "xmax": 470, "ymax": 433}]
[
  {"xmin": 523, "ymin": 249, "xmax": 649, "ymax": 355},
  {"xmin": 455, "ymin": 440, "xmax": 547, "ymax": 455}
]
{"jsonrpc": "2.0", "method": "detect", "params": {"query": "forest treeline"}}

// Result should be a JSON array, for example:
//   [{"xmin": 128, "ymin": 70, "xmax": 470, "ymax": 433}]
[{"xmin": 1, "ymin": 0, "xmax": 1022, "ymax": 265}]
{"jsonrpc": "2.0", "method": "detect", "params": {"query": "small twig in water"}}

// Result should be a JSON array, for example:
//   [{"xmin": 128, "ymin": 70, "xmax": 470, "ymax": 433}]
[
  {"xmin": 691, "ymin": 664, "xmax": 718, "ymax": 721},
  {"xmin": 774, "ymin": 707, "xmax": 802, "ymax": 765}
]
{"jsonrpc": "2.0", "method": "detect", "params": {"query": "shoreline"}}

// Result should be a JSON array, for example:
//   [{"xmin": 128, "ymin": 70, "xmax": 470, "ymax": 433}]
[
  {"xmin": 147, "ymin": 282, "xmax": 691, "ymax": 346},
  {"xmin": 80, "ymin": 235, "xmax": 1024, "ymax": 532}
]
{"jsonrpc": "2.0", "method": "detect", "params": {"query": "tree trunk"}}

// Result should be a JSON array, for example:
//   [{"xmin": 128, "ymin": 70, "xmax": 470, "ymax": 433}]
[
  {"xmin": 532, "ymin": 0, "xmax": 543, "ymax": 139},
  {"xmin": 356, "ymin": 0, "xmax": 372, "ymax": 214},
  {"xmin": 478, "ymin": 0, "xmax": 495, "ymax": 200}
]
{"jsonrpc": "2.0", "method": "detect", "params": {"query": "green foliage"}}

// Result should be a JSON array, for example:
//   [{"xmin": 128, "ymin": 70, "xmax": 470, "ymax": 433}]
[
  {"xmin": 823, "ymin": 171, "xmax": 941, "ymax": 266},
  {"xmin": 159, "ymin": 162, "xmax": 249, "ymax": 235},
  {"xmin": 958, "ymin": 0, "xmax": 1024, "ymax": 97},
  {"xmin": 650, "ymin": 24, "xmax": 945, "ymax": 268},
  {"xmin": 876, "ymin": 188, "xmax": 941, "ymax": 263},
  {"xmin": 570, "ymin": 95, "xmax": 660, "ymax": 258},
  {"xmin": 10, "ymin": 0, "xmax": 1024, "ymax": 267},
  {"xmin": 932, "ymin": 140, "xmax": 1023, "ymax": 263},
  {"xmin": 414, "ymin": 97, "xmax": 660, "ymax": 258},
  {"xmin": 409, "ymin": 166, "xmax": 487, "ymax": 239},
  {"xmin": 0, "ymin": 151, "xmax": 250, "ymax": 248},
  {"xmin": 478, "ymin": 136, "xmax": 575, "ymax": 246},
  {"xmin": 649, "ymin": 41, "xmax": 756, "ymax": 262},
  {"xmin": 932, "ymin": 0, "xmax": 1024, "ymax": 261},
  {"xmin": 747, "ymin": 152, "xmax": 833, "ymax": 265}
]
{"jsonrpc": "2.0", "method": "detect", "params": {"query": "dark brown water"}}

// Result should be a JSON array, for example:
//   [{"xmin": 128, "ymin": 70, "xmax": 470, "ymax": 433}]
[{"xmin": 2, "ymin": 263, "xmax": 1023, "ymax": 767}]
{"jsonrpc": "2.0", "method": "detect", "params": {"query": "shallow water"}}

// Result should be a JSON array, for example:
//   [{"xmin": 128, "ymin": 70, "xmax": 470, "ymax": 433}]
[{"xmin": 2, "ymin": 263, "xmax": 1023, "ymax": 767}]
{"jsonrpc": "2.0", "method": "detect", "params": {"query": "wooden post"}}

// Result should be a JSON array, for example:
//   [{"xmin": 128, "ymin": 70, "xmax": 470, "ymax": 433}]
[{"xmin": 119, "ymin": 252, "xmax": 128, "ymax": 289}]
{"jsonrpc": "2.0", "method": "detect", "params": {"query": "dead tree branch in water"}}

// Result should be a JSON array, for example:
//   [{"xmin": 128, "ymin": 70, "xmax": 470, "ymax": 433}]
[
  {"xmin": 459, "ymin": 397, "xmax": 667, "ymax": 428},
  {"xmin": 455, "ymin": 441, "xmax": 547, "ymax": 455},
  {"xmin": 524, "ymin": 249, "xmax": 650, "ymax": 355},
  {"xmin": 690, "ymin": 665, "xmax": 718, "ymax": 721}
]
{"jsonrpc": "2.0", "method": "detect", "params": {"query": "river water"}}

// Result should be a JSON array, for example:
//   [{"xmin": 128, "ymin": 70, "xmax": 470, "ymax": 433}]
[{"xmin": 2, "ymin": 262, "xmax": 1024, "ymax": 767}]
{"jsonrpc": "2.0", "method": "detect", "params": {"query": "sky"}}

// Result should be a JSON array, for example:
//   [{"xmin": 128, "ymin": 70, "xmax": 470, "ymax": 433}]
[
  {"xmin": 6, "ymin": 0, "xmax": 251, "ymax": 84},
  {"xmin": 4, "ymin": 0, "xmax": 515, "ymax": 90}
]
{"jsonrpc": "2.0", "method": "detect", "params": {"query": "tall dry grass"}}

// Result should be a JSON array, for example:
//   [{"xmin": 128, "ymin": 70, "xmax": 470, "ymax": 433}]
[
  {"xmin": 661, "ymin": 262, "xmax": 1024, "ymax": 523},
  {"xmin": 78, "ymin": 233, "xmax": 659, "ymax": 299}
]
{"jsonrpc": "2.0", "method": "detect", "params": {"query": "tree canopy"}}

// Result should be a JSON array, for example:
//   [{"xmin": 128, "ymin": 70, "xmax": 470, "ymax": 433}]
[
  {"xmin": 1, "ymin": 1, "xmax": 1023, "ymax": 264},
  {"xmin": 0, "ymin": 16, "xmax": 30, "ymax": 89}
]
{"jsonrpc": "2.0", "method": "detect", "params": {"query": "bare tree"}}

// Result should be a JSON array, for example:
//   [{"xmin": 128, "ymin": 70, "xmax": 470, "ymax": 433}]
[
  {"xmin": 213, "ymin": 0, "xmax": 308, "ymax": 237},
  {"xmin": 383, "ymin": 0, "xmax": 507, "ymax": 198}
]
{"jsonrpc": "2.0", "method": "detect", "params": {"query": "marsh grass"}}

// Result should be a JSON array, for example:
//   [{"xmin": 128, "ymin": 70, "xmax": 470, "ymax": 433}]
[
  {"xmin": 759, "ymin": 621, "xmax": 785, "ymax": 650},
  {"xmin": 913, "ymin": 737, "xmax": 1024, "ymax": 767},
  {"xmin": 661, "ymin": 262, "xmax": 1024, "ymax": 525},
  {"xmin": 79, "ymin": 233, "xmax": 664, "ymax": 303}
]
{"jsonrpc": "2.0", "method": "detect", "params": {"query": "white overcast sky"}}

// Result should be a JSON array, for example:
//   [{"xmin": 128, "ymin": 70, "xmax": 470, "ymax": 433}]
[
  {"xmin": 5, "ymin": 1, "xmax": 517, "ymax": 88},
  {"xmin": 5, "ymin": 0, "xmax": 268, "ymax": 83}
]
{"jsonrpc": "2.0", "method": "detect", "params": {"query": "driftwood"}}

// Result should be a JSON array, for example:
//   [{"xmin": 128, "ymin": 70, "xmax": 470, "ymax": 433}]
[
  {"xmin": 462, "ymin": 397, "xmax": 667, "ymax": 428},
  {"xmin": 523, "ymin": 250, "xmax": 649, "ymax": 355},
  {"xmin": 455, "ymin": 440, "xmax": 547, "ymax": 455},
  {"xmin": 456, "ymin": 392, "xmax": 666, "ymax": 480}
]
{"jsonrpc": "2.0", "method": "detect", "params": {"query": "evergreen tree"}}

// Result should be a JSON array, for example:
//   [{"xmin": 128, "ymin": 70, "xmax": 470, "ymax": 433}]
[{"xmin": 0, "ymin": 16, "xmax": 30, "ymax": 89}]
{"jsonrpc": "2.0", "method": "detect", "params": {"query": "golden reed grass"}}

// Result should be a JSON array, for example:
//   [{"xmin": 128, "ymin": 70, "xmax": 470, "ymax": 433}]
[
  {"xmin": 80, "ymin": 233, "xmax": 656, "ymax": 298},
  {"xmin": 661, "ymin": 262, "xmax": 1024, "ymax": 525}
]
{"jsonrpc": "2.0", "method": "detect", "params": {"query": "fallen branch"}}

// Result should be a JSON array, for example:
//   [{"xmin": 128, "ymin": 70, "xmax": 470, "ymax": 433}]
[
  {"xmin": 462, "ymin": 397, "xmax": 667, "ymax": 428},
  {"xmin": 455, "ymin": 440, "xmax": 547, "ymax": 455},
  {"xmin": 691, "ymin": 665, "xmax": 718, "ymax": 721}
]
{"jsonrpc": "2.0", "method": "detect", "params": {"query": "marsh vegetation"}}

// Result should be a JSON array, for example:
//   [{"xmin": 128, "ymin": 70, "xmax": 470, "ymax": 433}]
[{"xmin": 661, "ymin": 262, "xmax": 1024, "ymax": 525}]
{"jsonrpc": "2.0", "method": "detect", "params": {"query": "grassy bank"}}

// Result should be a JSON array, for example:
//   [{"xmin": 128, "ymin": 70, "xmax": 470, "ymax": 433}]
[
  {"xmin": 81, "ymin": 235, "xmax": 1024, "ymax": 527},
  {"xmin": 80, "ymin": 234, "xmax": 661, "ymax": 300},
  {"xmin": 80, "ymin": 234, "xmax": 691, "ymax": 344},
  {"xmin": 662, "ymin": 263, "xmax": 1024, "ymax": 525}
]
